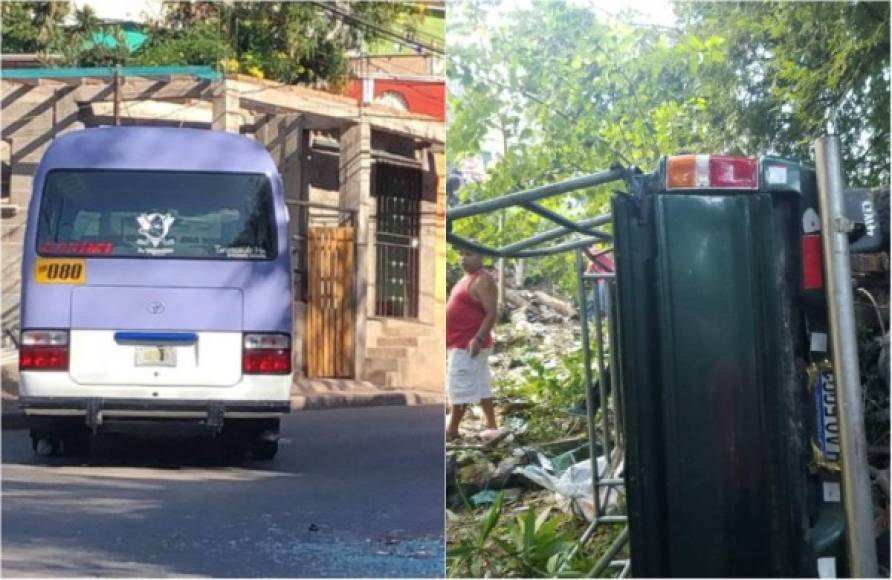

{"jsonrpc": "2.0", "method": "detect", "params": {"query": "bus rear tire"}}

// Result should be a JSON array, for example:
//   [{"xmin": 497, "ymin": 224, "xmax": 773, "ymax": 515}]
[
  {"xmin": 30, "ymin": 426, "xmax": 91, "ymax": 458},
  {"xmin": 248, "ymin": 418, "xmax": 280, "ymax": 460},
  {"xmin": 251, "ymin": 439, "xmax": 278, "ymax": 460},
  {"xmin": 31, "ymin": 432, "xmax": 60, "ymax": 457},
  {"xmin": 62, "ymin": 429, "xmax": 92, "ymax": 457}
]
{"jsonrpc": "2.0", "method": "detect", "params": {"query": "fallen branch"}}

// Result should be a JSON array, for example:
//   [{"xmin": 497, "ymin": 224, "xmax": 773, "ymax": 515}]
[
  {"xmin": 505, "ymin": 288, "xmax": 530, "ymax": 309},
  {"xmin": 533, "ymin": 290, "xmax": 576, "ymax": 318}
]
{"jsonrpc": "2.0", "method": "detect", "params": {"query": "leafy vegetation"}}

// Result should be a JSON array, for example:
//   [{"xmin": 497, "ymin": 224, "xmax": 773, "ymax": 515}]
[
  {"xmin": 446, "ymin": 312, "xmax": 623, "ymax": 577},
  {"xmin": 1, "ymin": 1, "xmax": 418, "ymax": 85},
  {"xmin": 676, "ymin": 1, "xmax": 890, "ymax": 187},
  {"xmin": 447, "ymin": 490, "xmax": 622, "ymax": 578},
  {"xmin": 447, "ymin": 0, "xmax": 889, "ymax": 298}
]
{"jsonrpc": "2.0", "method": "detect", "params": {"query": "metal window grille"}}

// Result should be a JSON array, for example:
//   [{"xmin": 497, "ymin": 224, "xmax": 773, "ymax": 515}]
[{"xmin": 375, "ymin": 165, "xmax": 421, "ymax": 318}]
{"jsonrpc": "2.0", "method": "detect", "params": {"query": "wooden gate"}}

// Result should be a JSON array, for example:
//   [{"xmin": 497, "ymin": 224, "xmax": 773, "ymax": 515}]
[{"xmin": 306, "ymin": 226, "xmax": 354, "ymax": 378}]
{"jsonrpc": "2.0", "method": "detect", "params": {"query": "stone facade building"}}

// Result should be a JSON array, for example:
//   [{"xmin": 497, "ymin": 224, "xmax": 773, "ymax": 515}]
[{"xmin": 1, "ymin": 68, "xmax": 445, "ymax": 394}]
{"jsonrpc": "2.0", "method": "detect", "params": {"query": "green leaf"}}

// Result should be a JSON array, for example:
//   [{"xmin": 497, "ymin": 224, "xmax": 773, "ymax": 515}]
[{"xmin": 479, "ymin": 491, "xmax": 504, "ymax": 542}]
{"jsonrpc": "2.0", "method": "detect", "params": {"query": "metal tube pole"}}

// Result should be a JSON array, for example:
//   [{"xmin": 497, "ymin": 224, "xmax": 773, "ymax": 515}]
[
  {"xmin": 513, "ymin": 236, "xmax": 611, "ymax": 257},
  {"xmin": 583, "ymin": 272, "xmax": 616, "ymax": 281},
  {"xmin": 447, "ymin": 167, "xmax": 627, "ymax": 219},
  {"xmin": 447, "ymin": 231, "xmax": 609, "ymax": 259},
  {"xmin": 591, "ymin": 271, "xmax": 611, "ymax": 514},
  {"xmin": 814, "ymin": 135, "xmax": 878, "ymax": 578},
  {"xmin": 607, "ymin": 280, "xmax": 623, "ymax": 448},
  {"xmin": 521, "ymin": 201, "xmax": 610, "ymax": 238},
  {"xmin": 576, "ymin": 249, "xmax": 601, "ymax": 523},
  {"xmin": 587, "ymin": 527, "xmax": 629, "ymax": 577},
  {"xmin": 500, "ymin": 213, "xmax": 612, "ymax": 254},
  {"xmin": 557, "ymin": 519, "xmax": 598, "ymax": 576}
]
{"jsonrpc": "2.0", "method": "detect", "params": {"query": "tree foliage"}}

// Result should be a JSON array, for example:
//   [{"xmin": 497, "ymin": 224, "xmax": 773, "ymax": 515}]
[
  {"xmin": 1, "ymin": 2, "xmax": 71, "ymax": 56},
  {"xmin": 675, "ymin": 1, "xmax": 890, "ymax": 186},
  {"xmin": 448, "ymin": 0, "xmax": 729, "ymax": 295},
  {"xmin": 447, "ymin": 0, "xmax": 890, "ymax": 297},
  {"xmin": 136, "ymin": 2, "xmax": 411, "ymax": 85},
  {"xmin": 1, "ymin": 1, "xmax": 415, "ymax": 85}
]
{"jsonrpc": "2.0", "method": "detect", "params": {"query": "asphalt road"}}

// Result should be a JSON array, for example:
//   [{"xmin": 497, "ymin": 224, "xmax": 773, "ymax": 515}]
[{"xmin": 1, "ymin": 405, "xmax": 445, "ymax": 578}]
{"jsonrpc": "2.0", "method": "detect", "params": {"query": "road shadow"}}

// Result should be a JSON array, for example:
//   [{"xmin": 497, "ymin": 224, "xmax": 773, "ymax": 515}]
[{"xmin": 1, "ymin": 407, "xmax": 445, "ymax": 577}]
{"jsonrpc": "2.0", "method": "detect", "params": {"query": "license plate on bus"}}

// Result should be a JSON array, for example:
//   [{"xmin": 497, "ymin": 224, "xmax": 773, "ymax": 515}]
[{"xmin": 135, "ymin": 346, "xmax": 177, "ymax": 367}]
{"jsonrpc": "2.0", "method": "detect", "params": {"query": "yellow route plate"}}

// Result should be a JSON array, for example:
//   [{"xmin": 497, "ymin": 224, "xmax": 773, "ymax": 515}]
[{"xmin": 35, "ymin": 259, "xmax": 87, "ymax": 284}]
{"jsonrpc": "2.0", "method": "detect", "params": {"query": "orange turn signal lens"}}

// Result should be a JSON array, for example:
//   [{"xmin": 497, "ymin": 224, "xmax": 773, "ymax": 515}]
[
  {"xmin": 666, "ymin": 154, "xmax": 758, "ymax": 190},
  {"xmin": 666, "ymin": 155, "xmax": 701, "ymax": 189}
]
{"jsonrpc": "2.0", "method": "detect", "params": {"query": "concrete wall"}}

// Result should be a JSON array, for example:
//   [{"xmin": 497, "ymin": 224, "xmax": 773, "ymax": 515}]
[
  {"xmin": 1, "ymin": 80, "xmax": 85, "ymax": 342},
  {"xmin": 361, "ymin": 144, "xmax": 445, "ymax": 391}
]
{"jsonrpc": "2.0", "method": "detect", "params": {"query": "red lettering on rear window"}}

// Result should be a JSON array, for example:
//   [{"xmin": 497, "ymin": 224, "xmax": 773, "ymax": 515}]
[{"xmin": 40, "ymin": 241, "xmax": 113, "ymax": 255}]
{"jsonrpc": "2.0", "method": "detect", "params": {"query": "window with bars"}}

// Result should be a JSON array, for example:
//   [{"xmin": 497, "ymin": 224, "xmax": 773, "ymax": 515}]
[{"xmin": 375, "ymin": 164, "xmax": 421, "ymax": 318}]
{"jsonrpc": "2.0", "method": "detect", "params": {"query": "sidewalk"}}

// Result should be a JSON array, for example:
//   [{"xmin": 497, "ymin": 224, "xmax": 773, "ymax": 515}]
[
  {"xmin": 1, "ymin": 364, "xmax": 27, "ymax": 430},
  {"xmin": 1, "ymin": 364, "xmax": 444, "ymax": 430},
  {"xmin": 291, "ymin": 377, "xmax": 444, "ymax": 410}
]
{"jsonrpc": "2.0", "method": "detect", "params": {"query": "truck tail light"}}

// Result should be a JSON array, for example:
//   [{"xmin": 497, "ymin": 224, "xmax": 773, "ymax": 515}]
[
  {"xmin": 242, "ymin": 333, "xmax": 291, "ymax": 374},
  {"xmin": 666, "ymin": 155, "xmax": 758, "ymax": 190},
  {"xmin": 20, "ymin": 330, "xmax": 69, "ymax": 371},
  {"xmin": 802, "ymin": 234, "xmax": 824, "ymax": 290}
]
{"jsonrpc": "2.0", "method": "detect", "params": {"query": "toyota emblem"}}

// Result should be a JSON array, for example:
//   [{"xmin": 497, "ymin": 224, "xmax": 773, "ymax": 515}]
[{"xmin": 146, "ymin": 301, "xmax": 165, "ymax": 315}]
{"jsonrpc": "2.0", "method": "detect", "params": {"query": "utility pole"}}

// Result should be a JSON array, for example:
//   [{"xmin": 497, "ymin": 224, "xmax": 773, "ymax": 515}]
[
  {"xmin": 814, "ymin": 135, "xmax": 879, "ymax": 578},
  {"xmin": 113, "ymin": 66, "xmax": 120, "ymax": 126},
  {"xmin": 496, "ymin": 118, "xmax": 509, "ymax": 306},
  {"xmin": 497, "ymin": 212, "xmax": 505, "ymax": 307}
]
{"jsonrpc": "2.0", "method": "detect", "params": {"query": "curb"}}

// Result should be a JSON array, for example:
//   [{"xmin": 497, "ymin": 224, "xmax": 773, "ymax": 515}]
[{"xmin": 291, "ymin": 390, "xmax": 444, "ymax": 411}]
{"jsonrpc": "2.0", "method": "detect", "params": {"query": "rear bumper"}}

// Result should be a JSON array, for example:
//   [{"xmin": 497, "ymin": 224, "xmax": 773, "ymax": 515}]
[
  {"xmin": 19, "ymin": 397, "xmax": 291, "ymax": 416},
  {"xmin": 19, "ymin": 397, "xmax": 290, "ymax": 431},
  {"xmin": 19, "ymin": 371, "xmax": 292, "ymax": 402},
  {"xmin": 19, "ymin": 372, "xmax": 293, "ymax": 426}
]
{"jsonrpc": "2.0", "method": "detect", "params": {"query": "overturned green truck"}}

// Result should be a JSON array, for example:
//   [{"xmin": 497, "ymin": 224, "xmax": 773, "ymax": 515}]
[{"xmin": 447, "ymin": 146, "xmax": 887, "ymax": 577}]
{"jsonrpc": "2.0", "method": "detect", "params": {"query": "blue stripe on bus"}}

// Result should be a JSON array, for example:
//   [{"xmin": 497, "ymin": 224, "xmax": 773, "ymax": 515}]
[{"xmin": 114, "ymin": 332, "xmax": 198, "ymax": 345}]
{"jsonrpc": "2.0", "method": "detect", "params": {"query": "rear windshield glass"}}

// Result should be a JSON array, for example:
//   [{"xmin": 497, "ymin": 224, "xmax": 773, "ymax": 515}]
[{"xmin": 37, "ymin": 170, "xmax": 277, "ymax": 259}]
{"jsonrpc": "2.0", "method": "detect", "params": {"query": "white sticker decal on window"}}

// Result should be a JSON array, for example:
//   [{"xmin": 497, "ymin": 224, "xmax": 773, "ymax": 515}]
[
  {"xmin": 136, "ymin": 213, "xmax": 176, "ymax": 255},
  {"xmin": 215, "ymin": 245, "xmax": 267, "ymax": 258}
]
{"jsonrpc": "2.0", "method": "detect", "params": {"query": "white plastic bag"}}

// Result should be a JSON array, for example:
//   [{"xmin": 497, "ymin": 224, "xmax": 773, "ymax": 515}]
[{"xmin": 515, "ymin": 455, "xmax": 624, "ymax": 521}]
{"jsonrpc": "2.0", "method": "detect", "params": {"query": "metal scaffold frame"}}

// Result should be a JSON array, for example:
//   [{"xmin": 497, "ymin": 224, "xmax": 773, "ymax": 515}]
[{"xmin": 447, "ymin": 166, "xmax": 635, "ymax": 577}]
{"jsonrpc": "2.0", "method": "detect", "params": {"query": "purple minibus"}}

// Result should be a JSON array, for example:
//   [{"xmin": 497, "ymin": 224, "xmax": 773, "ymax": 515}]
[{"xmin": 18, "ymin": 127, "xmax": 293, "ymax": 459}]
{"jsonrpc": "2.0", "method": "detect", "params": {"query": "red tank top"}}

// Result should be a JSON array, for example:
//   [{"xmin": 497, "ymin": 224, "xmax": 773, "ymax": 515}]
[{"xmin": 446, "ymin": 272, "xmax": 494, "ymax": 349}]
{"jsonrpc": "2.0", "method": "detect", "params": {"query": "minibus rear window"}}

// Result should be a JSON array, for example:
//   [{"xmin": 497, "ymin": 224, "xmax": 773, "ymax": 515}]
[{"xmin": 36, "ymin": 170, "xmax": 277, "ymax": 260}]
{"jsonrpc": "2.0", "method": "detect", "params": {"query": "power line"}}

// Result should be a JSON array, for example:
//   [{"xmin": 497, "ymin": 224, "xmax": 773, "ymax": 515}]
[{"xmin": 309, "ymin": 1, "xmax": 445, "ymax": 56}]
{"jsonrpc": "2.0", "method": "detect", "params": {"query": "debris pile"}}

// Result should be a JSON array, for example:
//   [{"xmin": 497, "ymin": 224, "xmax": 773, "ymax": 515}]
[
  {"xmin": 489, "ymin": 288, "xmax": 581, "ymax": 391},
  {"xmin": 446, "ymin": 280, "xmax": 629, "ymax": 577}
]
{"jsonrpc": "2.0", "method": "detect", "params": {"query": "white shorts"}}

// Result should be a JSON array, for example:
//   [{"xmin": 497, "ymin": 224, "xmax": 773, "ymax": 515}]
[{"xmin": 447, "ymin": 347, "xmax": 493, "ymax": 405}]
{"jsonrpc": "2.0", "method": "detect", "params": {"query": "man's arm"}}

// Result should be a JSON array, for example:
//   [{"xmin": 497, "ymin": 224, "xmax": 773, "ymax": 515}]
[{"xmin": 468, "ymin": 272, "xmax": 498, "ymax": 356}]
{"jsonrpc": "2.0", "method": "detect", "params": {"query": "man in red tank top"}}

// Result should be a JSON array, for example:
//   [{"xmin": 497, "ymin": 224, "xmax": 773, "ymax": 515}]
[{"xmin": 446, "ymin": 250, "xmax": 499, "ymax": 441}]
